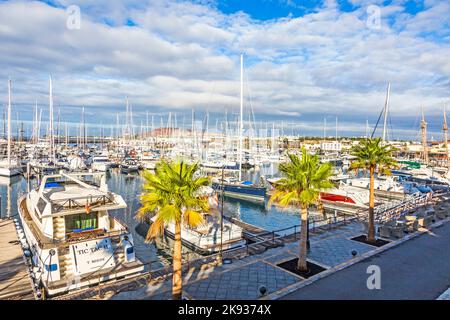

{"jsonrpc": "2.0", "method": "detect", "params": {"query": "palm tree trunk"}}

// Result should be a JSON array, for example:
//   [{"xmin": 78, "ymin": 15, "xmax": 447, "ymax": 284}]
[
  {"xmin": 367, "ymin": 166, "xmax": 376, "ymax": 243},
  {"xmin": 172, "ymin": 220, "xmax": 183, "ymax": 300},
  {"xmin": 297, "ymin": 204, "xmax": 309, "ymax": 272}
]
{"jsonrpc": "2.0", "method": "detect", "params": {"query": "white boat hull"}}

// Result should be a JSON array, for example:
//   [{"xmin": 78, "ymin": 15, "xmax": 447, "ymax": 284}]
[{"xmin": 0, "ymin": 166, "xmax": 22, "ymax": 177}]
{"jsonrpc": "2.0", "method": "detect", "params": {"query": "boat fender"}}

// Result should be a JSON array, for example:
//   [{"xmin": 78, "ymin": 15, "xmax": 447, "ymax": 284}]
[{"xmin": 121, "ymin": 236, "xmax": 136, "ymax": 263}]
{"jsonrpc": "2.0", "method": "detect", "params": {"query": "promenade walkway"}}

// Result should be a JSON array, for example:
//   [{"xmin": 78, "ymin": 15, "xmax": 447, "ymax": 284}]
[
  {"xmin": 108, "ymin": 221, "xmax": 373, "ymax": 300},
  {"xmin": 58, "ymin": 196, "xmax": 449, "ymax": 301},
  {"xmin": 282, "ymin": 219, "xmax": 450, "ymax": 300}
]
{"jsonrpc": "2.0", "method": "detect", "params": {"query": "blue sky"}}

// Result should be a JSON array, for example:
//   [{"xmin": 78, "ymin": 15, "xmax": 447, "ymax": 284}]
[{"xmin": 0, "ymin": 0, "xmax": 449, "ymax": 139}]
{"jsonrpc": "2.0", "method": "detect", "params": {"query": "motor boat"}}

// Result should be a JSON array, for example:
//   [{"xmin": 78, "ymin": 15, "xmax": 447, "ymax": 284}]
[{"xmin": 17, "ymin": 172, "xmax": 144, "ymax": 296}]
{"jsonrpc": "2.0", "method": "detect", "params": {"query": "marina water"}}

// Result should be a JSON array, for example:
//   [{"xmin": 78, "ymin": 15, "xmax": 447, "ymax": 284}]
[{"xmin": 0, "ymin": 165, "xmax": 302, "ymax": 268}]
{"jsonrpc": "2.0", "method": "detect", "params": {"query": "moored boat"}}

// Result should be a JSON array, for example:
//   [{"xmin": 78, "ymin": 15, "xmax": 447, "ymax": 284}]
[{"xmin": 17, "ymin": 172, "xmax": 144, "ymax": 296}]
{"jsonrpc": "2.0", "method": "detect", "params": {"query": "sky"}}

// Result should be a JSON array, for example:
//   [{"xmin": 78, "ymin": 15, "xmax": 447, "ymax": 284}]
[{"xmin": 0, "ymin": 0, "xmax": 449, "ymax": 140}]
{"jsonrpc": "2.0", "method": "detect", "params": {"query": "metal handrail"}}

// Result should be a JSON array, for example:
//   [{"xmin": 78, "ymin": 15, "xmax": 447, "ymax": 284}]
[{"xmin": 51, "ymin": 194, "xmax": 115, "ymax": 213}]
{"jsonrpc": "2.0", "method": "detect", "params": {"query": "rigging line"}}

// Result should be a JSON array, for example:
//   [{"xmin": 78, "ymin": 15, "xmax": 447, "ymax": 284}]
[{"xmin": 371, "ymin": 106, "xmax": 385, "ymax": 139}]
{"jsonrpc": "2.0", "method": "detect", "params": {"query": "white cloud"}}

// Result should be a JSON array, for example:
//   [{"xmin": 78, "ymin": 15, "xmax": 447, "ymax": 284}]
[{"xmin": 0, "ymin": 0, "xmax": 448, "ymax": 138}]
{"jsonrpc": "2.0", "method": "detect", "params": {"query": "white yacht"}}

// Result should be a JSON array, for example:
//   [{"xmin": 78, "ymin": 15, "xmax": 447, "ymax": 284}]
[
  {"xmin": 151, "ymin": 188, "xmax": 246, "ymax": 254},
  {"xmin": 0, "ymin": 159, "xmax": 22, "ymax": 177},
  {"xmin": 267, "ymin": 177, "xmax": 369, "ymax": 208},
  {"xmin": 347, "ymin": 176, "xmax": 406, "ymax": 193},
  {"xmin": 67, "ymin": 154, "xmax": 87, "ymax": 171},
  {"xmin": 91, "ymin": 154, "xmax": 112, "ymax": 172},
  {"xmin": 139, "ymin": 153, "xmax": 157, "ymax": 170},
  {"xmin": 17, "ymin": 172, "xmax": 144, "ymax": 296},
  {"xmin": 120, "ymin": 158, "xmax": 140, "ymax": 174},
  {"xmin": 152, "ymin": 213, "xmax": 246, "ymax": 254}
]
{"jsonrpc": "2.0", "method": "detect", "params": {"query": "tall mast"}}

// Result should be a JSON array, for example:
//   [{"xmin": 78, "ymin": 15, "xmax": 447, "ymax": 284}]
[
  {"xmin": 81, "ymin": 106, "xmax": 85, "ymax": 149},
  {"xmin": 125, "ymin": 97, "xmax": 129, "ymax": 140},
  {"xmin": 335, "ymin": 116, "xmax": 338, "ymax": 142},
  {"xmin": 7, "ymin": 79, "xmax": 12, "ymax": 165},
  {"xmin": 65, "ymin": 122, "xmax": 68, "ymax": 146},
  {"xmin": 238, "ymin": 53, "xmax": 244, "ymax": 181},
  {"xmin": 382, "ymin": 82, "xmax": 391, "ymax": 142},
  {"xmin": 33, "ymin": 100, "xmax": 38, "ymax": 143},
  {"xmin": 49, "ymin": 75, "xmax": 55, "ymax": 161},
  {"xmin": 421, "ymin": 105, "xmax": 429, "ymax": 164},
  {"xmin": 38, "ymin": 108, "xmax": 42, "ymax": 143},
  {"xmin": 2, "ymin": 106, "xmax": 5, "ymax": 139},
  {"xmin": 443, "ymin": 105, "xmax": 449, "ymax": 169},
  {"xmin": 365, "ymin": 119, "xmax": 369, "ymax": 139},
  {"xmin": 57, "ymin": 107, "xmax": 61, "ymax": 146}
]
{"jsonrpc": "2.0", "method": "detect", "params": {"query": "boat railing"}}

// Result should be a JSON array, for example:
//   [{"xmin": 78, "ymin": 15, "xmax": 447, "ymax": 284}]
[
  {"xmin": 64, "ymin": 227, "xmax": 126, "ymax": 243},
  {"xmin": 50, "ymin": 194, "xmax": 115, "ymax": 213},
  {"xmin": 353, "ymin": 192, "xmax": 433, "ymax": 224},
  {"xmin": 19, "ymin": 196, "xmax": 127, "ymax": 249}
]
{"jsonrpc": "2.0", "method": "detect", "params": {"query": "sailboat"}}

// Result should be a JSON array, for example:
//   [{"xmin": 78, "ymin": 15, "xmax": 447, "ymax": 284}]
[
  {"xmin": 29, "ymin": 76, "xmax": 59, "ymax": 175},
  {"xmin": 0, "ymin": 79, "xmax": 22, "ymax": 177},
  {"xmin": 211, "ymin": 54, "xmax": 266, "ymax": 202}
]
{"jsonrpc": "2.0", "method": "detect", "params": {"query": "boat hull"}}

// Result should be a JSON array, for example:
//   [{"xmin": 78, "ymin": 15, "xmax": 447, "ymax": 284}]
[
  {"xmin": 212, "ymin": 182, "xmax": 266, "ymax": 201},
  {"xmin": 17, "ymin": 195, "xmax": 145, "ymax": 297},
  {"xmin": 0, "ymin": 166, "xmax": 22, "ymax": 177}
]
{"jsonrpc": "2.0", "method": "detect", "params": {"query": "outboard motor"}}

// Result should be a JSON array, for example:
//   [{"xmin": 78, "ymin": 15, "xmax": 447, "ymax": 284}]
[{"xmin": 121, "ymin": 235, "xmax": 136, "ymax": 263}]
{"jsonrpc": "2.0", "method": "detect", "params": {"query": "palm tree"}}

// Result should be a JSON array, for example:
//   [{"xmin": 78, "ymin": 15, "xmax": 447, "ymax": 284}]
[
  {"xmin": 269, "ymin": 147, "xmax": 333, "ymax": 271},
  {"xmin": 350, "ymin": 137, "xmax": 397, "ymax": 243},
  {"xmin": 136, "ymin": 160, "xmax": 210, "ymax": 299}
]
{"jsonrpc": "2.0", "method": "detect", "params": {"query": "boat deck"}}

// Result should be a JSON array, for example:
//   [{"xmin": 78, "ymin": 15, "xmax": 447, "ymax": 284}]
[{"xmin": 0, "ymin": 219, "xmax": 35, "ymax": 300}]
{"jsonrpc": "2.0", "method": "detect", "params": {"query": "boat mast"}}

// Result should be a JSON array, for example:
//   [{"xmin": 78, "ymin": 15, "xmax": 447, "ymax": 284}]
[
  {"xmin": 335, "ymin": 116, "xmax": 338, "ymax": 142},
  {"xmin": 33, "ymin": 100, "xmax": 38, "ymax": 144},
  {"xmin": 38, "ymin": 108, "xmax": 42, "ymax": 144},
  {"xmin": 365, "ymin": 119, "xmax": 369, "ymax": 139},
  {"xmin": 443, "ymin": 105, "xmax": 449, "ymax": 170},
  {"xmin": 382, "ymin": 82, "xmax": 391, "ymax": 142},
  {"xmin": 49, "ymin": 76, "xmax": 55, "ymax": 162},
  {"xmin": 421, "ymin": 105, "xmax": 429, "ymax": 164},
  {"xmin": 7, "ymin": 79, "xmax": 12, "ymax": 166},
  {"xmin": 239, "ymin": 54, "xmax": 244, "ymax": 181}
]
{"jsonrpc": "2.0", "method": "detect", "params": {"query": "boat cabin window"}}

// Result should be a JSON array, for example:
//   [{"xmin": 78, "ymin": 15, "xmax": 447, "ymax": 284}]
[
  {"xmin": 37, "ymin": 198, "xmax": 47, "ymax": 214},
  {"xmin": 65, "ymin": 213, "xmax": 98, "ymax": 233}
]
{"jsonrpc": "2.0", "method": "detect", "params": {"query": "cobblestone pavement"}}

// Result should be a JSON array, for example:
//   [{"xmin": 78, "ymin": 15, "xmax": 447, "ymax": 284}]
[
  {"xmin": 184, "ymin": 262, "xmax": 300, "ymax": 300},
  {"xmin": 282, "ymin": 218, "xmax": 450, "ymax": 300},
  {"xmin": 283, "ymin": 223, "xmax": 374, "ymax": 268},
  {"xmin": 111, "ymin": 220, "xmax": 373, "ymax": 300}
]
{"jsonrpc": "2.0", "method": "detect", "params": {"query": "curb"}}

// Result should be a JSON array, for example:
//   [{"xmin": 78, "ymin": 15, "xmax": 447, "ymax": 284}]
[{"xmin": 262, "ymin": 216, "xmax": 450, "ymax": 300}]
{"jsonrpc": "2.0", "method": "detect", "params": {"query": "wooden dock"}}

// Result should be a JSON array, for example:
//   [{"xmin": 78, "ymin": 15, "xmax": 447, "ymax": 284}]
[{"xmin": 0, "ymin": 219, "xmax": 35, "ymax": 300}]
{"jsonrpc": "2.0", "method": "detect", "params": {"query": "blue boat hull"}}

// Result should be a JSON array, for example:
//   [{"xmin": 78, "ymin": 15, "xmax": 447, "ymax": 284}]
[{"xmin": 212, "ymin": 182, "xmax": 266, "ymax": 201}]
